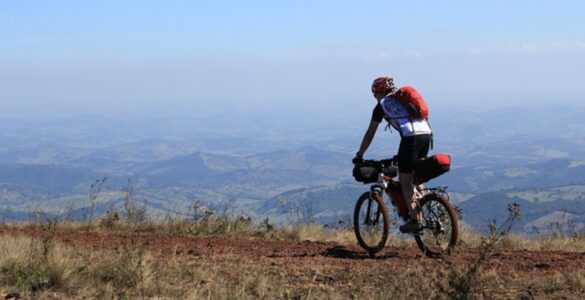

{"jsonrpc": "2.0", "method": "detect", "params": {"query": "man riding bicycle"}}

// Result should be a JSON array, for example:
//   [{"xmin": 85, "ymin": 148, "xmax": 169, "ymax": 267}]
[{"xmin": 353, "ymin": 76, "xmax": 432, "ymax": 234}]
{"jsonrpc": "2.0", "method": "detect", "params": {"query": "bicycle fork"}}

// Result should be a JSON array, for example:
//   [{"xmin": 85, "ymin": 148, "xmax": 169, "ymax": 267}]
[{"xmin": 365, "ymin": 185, "xmax": 384, "ymax": 226}]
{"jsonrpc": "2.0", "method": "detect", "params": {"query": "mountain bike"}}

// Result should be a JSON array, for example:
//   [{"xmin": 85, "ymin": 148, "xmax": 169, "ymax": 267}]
[{"xmin": 353, "ymin": 157, "xmax": 458, "ymax": 258}]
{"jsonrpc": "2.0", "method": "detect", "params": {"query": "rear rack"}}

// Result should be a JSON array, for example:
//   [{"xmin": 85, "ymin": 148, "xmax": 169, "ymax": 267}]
[{"xmin": 423, "ymin": 186, "xmax": 449, "ymax": 200}]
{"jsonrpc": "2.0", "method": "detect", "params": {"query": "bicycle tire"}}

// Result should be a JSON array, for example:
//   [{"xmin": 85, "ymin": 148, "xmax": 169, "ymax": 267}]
[
  {"xmin": 354, "ymin": 191, "xmax": 390, "ymax": 256},
  {"xmin": 414, "ymin": 193, "xmax": 459, "ymax": 258}
]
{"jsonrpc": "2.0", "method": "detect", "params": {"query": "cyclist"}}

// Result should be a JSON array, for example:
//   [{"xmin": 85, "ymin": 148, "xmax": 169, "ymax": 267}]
[{"xmin": 353, "ymin": 76, "xmax": 432, "ymax": 233}]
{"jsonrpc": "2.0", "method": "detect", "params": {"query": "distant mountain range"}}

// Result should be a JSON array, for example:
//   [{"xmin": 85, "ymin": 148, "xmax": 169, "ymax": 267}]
[{"xmin": 0, "ymin": 104, "xmax": 584, "ymax": 233}]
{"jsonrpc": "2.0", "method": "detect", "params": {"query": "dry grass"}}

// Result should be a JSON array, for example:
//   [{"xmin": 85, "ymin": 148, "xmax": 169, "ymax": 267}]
[
  {"xmin": 458, "ymin": 222, "xmax": 585, "ymax": 252},
  {"xmin": 2, "ymin": 224, "xmax": 585, "ymax": 299},
  {"xmin": 0, "ymin": 234, "xmax": 437, "ymax": 299},
  {"xmin": 2, "ymin": 205, "xmax": 585, "ymax": 299}
]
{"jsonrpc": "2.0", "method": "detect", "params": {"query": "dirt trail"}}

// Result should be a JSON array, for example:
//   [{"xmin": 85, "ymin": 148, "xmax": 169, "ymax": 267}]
[{"xmin": 4, "ymin": 228, "xmax": 585, "ymax": 274}]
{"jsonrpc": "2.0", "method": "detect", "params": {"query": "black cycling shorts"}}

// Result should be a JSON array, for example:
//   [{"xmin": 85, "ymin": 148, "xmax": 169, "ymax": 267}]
[{"xmin": 396, "ymin": 134, "xmax": 432, "ymax": 173}]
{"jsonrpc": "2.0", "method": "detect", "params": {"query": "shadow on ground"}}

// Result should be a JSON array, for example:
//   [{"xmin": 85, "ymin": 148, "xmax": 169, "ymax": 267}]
[{"xmin": 322, "ymin": 246, "xmax": 399, "ymax": 260}]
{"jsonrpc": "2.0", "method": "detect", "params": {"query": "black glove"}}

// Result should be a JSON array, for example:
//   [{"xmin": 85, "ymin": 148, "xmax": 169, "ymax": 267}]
[{"xmin": 352, "ymin": 155, "xmax": 363, "ymax": 165}]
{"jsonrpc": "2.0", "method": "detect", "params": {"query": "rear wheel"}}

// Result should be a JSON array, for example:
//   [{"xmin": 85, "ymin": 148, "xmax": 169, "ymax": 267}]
[
  {"xmin": 415, "ymin": 193, "xmax": 458, "ymax": 258},
  {"xmin": 354, "ymin": 191, "xmax": 390, "ymax": 256}
]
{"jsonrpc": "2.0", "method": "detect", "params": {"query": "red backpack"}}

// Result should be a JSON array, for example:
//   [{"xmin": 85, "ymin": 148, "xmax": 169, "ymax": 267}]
[{"xmin": 394, "ymin": 86, "xmax": 429, "ymax": 120}]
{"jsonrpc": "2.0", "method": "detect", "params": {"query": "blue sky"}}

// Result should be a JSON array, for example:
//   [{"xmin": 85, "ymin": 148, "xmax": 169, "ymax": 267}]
[{"xmin": 1, "ymin": 1, "xmax": 584, "ymax": 117}]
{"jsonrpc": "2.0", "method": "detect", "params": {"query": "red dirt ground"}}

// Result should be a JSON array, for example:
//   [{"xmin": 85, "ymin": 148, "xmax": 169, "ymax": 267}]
[
  {"xmin": 4, "ymin": 227, "xmax": 585, "ymax": 274},
  {"xmin": 4, "ymin": 227, "xmax": 585, "ymax": 298}
]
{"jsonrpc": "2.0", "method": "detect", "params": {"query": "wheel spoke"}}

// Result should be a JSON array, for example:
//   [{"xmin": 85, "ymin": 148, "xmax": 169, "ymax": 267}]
[
  {"xmin": 414, "ymin": 193, "xmax": 458, "ymax": 258},
  {"xmin": 354, "ymin": 192, "xmax": 389, "ymax": 255}
]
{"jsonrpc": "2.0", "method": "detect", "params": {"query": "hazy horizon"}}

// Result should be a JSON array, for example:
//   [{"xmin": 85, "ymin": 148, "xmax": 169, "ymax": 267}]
[
  {"xmin": 2, "ymin": 1, "xmax": 585, "ymax": 120},
  {"xmin": 2, "ymin": 95, "xmax": 585, "ymax": 120}
]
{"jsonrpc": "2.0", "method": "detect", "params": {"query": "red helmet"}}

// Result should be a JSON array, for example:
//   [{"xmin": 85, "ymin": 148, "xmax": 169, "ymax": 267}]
[{"xmin": 371, "ymin": 76, "xmax": 395, "ymax": 94}]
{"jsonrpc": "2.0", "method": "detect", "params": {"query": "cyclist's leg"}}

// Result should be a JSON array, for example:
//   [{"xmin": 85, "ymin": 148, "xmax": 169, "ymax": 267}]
[
  {"xmin": 399, "ymin": 172, "xmax": 417, "ymax": 218},
  {"xmin": 397, "ymin": 137, "xmax": 418, "ymax": 220},
  {"xmin": 415, "ymin": 135, "xmax": 432, "ymax": 191},
  {"xmin": 398, "ymin": 134, "xmax": 432, "ymax": 221}
]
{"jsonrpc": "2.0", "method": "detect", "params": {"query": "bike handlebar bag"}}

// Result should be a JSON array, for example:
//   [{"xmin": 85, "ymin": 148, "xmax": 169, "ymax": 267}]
[
  {"xmin": 413, "ymin": 154, "xmax": 451, "ymax": 184},
  {"xmin": 352, "ymin": 165, "xmax": 378, "ymax": 183}
]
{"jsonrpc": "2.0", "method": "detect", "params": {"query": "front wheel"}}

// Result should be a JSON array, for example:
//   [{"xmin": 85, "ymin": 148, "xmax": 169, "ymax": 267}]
[
  {"xmin": 354, "ymin": 191, "xmax": 390, "ymax": 256},
  {"xmin": 415, "ymin": 193, "xmax": 459, "ymax": 258}
]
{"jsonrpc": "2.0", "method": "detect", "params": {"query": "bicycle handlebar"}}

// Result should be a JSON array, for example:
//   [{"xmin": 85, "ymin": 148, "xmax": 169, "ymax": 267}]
[{"xmin": 360, "ymin": 157, "xmax": 397, "ymax": 169}]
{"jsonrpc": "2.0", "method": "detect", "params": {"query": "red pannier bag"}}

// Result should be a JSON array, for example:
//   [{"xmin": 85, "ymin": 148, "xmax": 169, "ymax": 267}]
[{"xmin": 413, "ymin": 154, "xmax": 451, "ymax": 184}]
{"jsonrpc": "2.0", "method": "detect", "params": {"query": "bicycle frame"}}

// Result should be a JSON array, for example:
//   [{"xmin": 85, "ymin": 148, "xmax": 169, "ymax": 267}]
[{"xmin": 370, "ymin": 174, "xmax": 410, "ymax": 221}]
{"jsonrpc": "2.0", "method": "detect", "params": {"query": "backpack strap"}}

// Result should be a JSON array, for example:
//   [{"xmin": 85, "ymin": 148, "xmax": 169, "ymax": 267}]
[
  {"xmin": 428, "ymin": 121, "xmax": 434, "ymax": 150},
  {"xmin": 430, "ymin": 132, "xmax": 434, "ymax": 150}
]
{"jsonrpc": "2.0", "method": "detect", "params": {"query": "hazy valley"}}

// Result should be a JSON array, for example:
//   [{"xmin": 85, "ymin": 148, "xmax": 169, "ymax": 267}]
[{"xmin": 1, "ymin": 103, "xmax": 584, "ymax": 234}]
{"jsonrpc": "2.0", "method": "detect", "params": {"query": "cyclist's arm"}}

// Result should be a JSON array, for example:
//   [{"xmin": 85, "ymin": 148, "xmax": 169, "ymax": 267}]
[{"xmin": 356, "ymin": 120, "xmax": 380, "ymax": 158}]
